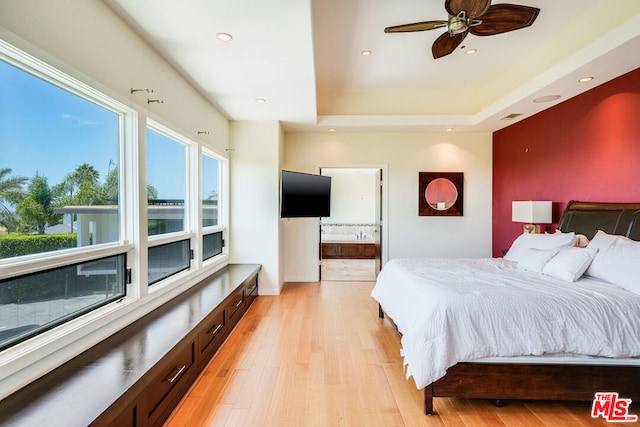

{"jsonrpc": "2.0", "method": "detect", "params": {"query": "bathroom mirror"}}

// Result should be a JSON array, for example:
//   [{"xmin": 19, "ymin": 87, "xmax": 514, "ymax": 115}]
[{"xmin": 418, "ymin": 172, "xmax": 464, "ymax": 216}]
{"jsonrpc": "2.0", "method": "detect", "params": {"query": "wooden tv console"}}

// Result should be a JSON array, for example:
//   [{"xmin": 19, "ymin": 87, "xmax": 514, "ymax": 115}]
[{"xmin": 0, "ymin": 263, "xmax": 260, "ymax": 427}]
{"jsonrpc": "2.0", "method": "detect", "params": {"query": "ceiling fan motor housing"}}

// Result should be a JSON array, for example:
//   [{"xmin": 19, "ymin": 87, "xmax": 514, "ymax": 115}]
[{"xmin": 448, "ymin": 12, "xmax": 468, "ymax": 34}]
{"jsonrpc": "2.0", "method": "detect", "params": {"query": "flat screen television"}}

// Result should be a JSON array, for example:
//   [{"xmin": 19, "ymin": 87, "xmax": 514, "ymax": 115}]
[{"xmin": 280, "ymin": 170, "xmax": 331, "ymax": 218}]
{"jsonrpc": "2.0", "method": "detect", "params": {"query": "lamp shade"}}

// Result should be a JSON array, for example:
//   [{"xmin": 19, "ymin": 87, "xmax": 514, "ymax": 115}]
[{"xmin": 512, "ymin": 201, "xmax": 552, "ymax": 224}]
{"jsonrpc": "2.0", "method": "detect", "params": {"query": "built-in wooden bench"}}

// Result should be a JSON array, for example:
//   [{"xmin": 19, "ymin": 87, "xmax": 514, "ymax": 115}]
[{"xmin": 0, "ymin": 263, "xmax": 261, "ymax": 427}]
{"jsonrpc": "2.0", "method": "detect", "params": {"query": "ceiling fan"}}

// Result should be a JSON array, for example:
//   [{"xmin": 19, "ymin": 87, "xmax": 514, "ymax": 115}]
[{"xmin": 384, "ymin": 0, "xmax": 540, "ymax": 59}]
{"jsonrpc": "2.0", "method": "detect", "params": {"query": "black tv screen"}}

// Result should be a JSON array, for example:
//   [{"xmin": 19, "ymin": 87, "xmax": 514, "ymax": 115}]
[{"xmin": 280, "ymin": 170, "xmax": 331, "ymax": 218}]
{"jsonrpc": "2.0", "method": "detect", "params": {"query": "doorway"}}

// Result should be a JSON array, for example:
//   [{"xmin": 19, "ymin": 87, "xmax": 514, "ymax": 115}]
[{"xmin": 319, "ymin": 167, "xmax": 383, "ymax": 281}]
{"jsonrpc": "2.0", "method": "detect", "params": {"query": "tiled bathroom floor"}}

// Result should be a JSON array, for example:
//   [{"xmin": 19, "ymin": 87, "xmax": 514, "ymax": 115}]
[{"xmin": 320, "ymin": 259, "xmax": 377, "ymax": 281}]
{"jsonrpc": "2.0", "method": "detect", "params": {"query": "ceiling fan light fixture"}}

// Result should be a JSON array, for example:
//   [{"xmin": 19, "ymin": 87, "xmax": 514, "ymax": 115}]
[{"xmin": 448, "ymin": 11, "xmax": 468, "ymax": 34}]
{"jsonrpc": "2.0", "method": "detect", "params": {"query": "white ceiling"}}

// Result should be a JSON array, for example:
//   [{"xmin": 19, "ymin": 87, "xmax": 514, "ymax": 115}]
[{"xmin": 105, "ymin": 0, "xmax": 640, "ymax": 133}]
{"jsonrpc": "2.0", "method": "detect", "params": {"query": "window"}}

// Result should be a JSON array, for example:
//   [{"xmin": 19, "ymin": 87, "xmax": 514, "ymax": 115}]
[
  {"xmin": 201, "ymin": 153, "xmax": 220, "ymax": 228},
  {"xmin": 148, "ymin": 240, "xmax": 190, "ymax": 285},
  {"xmin": 203, "ymin": 231, "xmax": 223, "ymax": 261},
  {"xmin": 0, "ymin": 253, "xmax": 127, "ymax": 351},
  {"xmin": 146, "ymin": 127, "xmax": 186, "ymax": 236},
  {"xmin": 0, "ymin": 58, "xmax": 121, "ymax": 259},
  {"xmin": 0, "ymin": 42, "xmax": 131, "ymax": 352},
  {"xmin": 0, "ymin": 38, "xmax": 228, "ymax": 375}
]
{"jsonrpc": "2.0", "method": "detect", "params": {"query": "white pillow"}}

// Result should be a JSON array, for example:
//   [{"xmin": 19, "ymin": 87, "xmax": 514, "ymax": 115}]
[
  {"xmin": 585, "ymin": 230, "xmax": 640, "ymax": 294},
  {"xmin": 585, "ymin": 230, "xmax": 617, "ymax": 253},
  {"xmin": 505, "ymin": 232, "xmax": 576, "ymax": 264},
  {"xmin": 542, "ymin": 247, "xmax": 598, "ymax": 282},
  {"xmin": 517, "ymin": 248, "xmax": 559, "ymax": 273}
]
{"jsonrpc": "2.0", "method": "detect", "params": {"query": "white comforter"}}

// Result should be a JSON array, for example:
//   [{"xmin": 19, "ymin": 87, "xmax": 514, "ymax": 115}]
[{"xmin": 370, "ymin": 258, "xmax": 640, "ymax": 389}]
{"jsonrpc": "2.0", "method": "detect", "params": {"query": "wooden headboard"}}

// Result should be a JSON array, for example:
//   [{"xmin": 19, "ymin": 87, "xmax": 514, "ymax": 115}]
[{"xmin": 558, "ymin": 200, "xmax": 640, "ymax": 241}]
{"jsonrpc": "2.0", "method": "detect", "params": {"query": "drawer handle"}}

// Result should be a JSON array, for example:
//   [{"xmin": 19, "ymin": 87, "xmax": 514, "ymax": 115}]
[
  {"xmin": 208, "ymin": 323, "xmax": 223, "ymax": 336},
  {"xmin": 166, "ymin": 365, "xmax": 186, "ymax": 384},
  {"xmin": 233, "ymin": 299, "xmax": 243, "ymax": 307}
]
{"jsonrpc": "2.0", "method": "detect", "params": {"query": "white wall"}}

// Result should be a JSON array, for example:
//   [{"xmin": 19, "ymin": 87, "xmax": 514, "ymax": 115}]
[
  {"xmin": 322, "ymin": 171, "xmax": 377, "ymax": 224},
  {"xmin": 230, "ymin": 121, "xmax": 283, "ymax": 294},
  {"xmin": 284, "ymin": 132, "xmax": 493, "ymax": 281}
]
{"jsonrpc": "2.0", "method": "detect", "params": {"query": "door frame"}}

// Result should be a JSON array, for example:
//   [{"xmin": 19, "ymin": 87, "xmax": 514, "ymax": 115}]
[{"xmin": 317, "ymin": 165, "xmax": 389, "ymax": 276}]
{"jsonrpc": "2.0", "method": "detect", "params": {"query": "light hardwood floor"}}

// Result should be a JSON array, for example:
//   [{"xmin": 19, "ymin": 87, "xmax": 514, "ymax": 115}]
[{"xmin": 165, "ymin": 281, "xmax": 638, "ymax": 426}]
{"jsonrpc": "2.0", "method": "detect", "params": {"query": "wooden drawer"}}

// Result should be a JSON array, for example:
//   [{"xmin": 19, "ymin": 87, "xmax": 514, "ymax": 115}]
[
  {"xmin": 321, "ymin": 243, "xmax": 339, "ymax": 258},
  {"xmin": 227, "ymin": 287, "xmax": 245, "ymax": 321},
  {"xmin": 245, "ymin": 276, "xmax": 258, "ymax": 306},
  {"xmin": 340, "ymin": 244, "xmax": 362, "ymax": 258},
  {"xmin": 146, "ymin": 342, "xmax": 195, "ymax": 424},
  {"xmin": 361, "ymin": 244, "xmax": 377, "ymax": 259},
  {"xmin": 107, "ymin": 403, "xmax": 136, "ymax": 427},
  {"xmin": 198, "ymin": 306, "xmax": 226, "ymax": 359},
  {"xmin": 91, "ymin": 399, "xmax": 136, "ymax": 427},
  {"xmin": 322, "ymin": 242, "xmax": 376, "ymax": 259}
]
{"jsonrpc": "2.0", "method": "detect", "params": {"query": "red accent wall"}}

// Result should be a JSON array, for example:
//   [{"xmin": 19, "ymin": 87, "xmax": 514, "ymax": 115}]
[{"xmin": 492, "ymin": 67, "xmax": 640, "ymax": 257}]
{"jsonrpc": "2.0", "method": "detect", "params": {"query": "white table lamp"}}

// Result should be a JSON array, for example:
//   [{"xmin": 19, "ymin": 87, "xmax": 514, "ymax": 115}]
[{"xmin": 512, "ymin": 201, "xmax": 552, "ymax": 233}]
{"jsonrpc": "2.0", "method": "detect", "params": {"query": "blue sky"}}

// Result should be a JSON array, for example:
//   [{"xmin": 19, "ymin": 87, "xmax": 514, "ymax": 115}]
[
  {"xmin": 1, "ymin": 59, "xmax": 119, "ymax": 187},
  {"xmin": 1, "ymin": 58, "xmax": 218, "ymax": 200}
]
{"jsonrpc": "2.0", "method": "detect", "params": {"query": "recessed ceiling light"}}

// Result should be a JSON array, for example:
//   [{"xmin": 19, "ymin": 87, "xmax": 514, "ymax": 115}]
[
  {"xmin": 256, "ymin": 98, "xmax": 266, "ymax": 103},
  {"xmin": 328, "ymin": 128, "xmax": 336, "ymax": 132},
  {"xmin": 216, "ymin": 32, "xmax": 233, "ymax": 42},
  {"xmin": 501, "ymin": 113, "xmax": 523, "ymax": 120},
  {"xmin": 578, "ymin": 76, "xmax": 594, "ymax": 83},
  {"xmin": 361, "ymin": 50, "xmax": 372, "ymax": 56},
  {"xmin": 446, "ymin": 127, "xmax": 454, "ymax": 132},
  {"xmin": 466, "ymin": 48, "xmax": 477, "ymax": 55},
  {"xmin": 533, "ymin": 95, "xmax": 561, "ymax": 103}
]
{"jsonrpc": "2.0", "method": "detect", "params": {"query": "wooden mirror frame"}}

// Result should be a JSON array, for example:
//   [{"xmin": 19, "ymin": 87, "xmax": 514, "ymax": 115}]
[{"xmin": 418, "ymin": 172, "xmax": 464, "ymax": 216}]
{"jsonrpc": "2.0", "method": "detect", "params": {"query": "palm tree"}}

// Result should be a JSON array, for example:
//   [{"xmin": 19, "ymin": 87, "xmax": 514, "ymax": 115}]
[
  {"xmin": 0, "ymin": 167, "xmax": 28, "ymax": 232},
  {"xmin": 72, "ymin": 163, "xmax": 100, "ymax": 186},
  {"xmin": 17, "ymin": 173, "xmax": 60, "ymax": 234}
]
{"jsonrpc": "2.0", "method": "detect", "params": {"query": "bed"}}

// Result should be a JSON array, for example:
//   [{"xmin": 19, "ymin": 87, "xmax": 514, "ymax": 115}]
[{"xmin": 372, "ymin": 200, "xmax": 640, "ymax": 415}]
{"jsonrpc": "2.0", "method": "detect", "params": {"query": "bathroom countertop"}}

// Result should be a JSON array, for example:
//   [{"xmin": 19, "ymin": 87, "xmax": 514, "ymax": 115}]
[{"xmin": 321, "ymin": 240, "xmax": 374, "ymax": 244}]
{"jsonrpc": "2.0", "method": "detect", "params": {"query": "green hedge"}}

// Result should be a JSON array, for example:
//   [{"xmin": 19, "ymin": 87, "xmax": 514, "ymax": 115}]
[
  {"xmin": 0, "ymin": 234, "xmax": 77, "ymax": 258},
  {"xmin": 7, "ymin": 269, "xmax": 67, "ymax": 303}
]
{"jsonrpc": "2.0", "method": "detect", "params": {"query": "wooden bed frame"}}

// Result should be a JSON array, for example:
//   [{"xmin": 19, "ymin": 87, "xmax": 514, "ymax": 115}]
[{"xmin": 381, "ymin": 201, "xmax": 640, "ymax": 415}]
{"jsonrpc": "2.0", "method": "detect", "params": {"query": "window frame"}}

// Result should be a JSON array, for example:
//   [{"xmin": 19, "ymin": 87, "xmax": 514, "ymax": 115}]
[
  {"xmin": 0, "ymin": 252, "xmax": 128, "ymax": 352},
  {"xmin": 0, "ymin": 38, "xmax": 138, "ymax": 360},
  {"xmin": 0, "ymin": 41, "xmax": 134, "ymax": 276},
  {"xmin": 0, "ymin": 43, "xmax": 132, "ymax": 267},
  {"xmin": 143, "ymin": 120, "xmax": 230, "ymax": 288},
  {"xmin": 145, "ymin": 121, "xmax": 191, "ymax": 239},
  {"xmin": 0, "ymin": 35, "xmax": 230, "ymax": 398},
  {"xmin": 201, "ymin": 147, "xmax": 229, "ymax": 265}
]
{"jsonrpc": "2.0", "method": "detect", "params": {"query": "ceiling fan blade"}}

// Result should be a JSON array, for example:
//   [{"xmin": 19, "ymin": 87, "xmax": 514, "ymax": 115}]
[
  {"xmin": 445, "ymin": 0, "xmax": 491, "ymax": 19},
  {"xmin": 432, "ymin": 31, "xmax": 467, "ymax": 59},
  {"xmin": 469, "ymin": 4, "xmax": 540, "ymax": 36},
  {"xmin": 384, "ymin": 21, "xmax": 448, "ymax": 33}
]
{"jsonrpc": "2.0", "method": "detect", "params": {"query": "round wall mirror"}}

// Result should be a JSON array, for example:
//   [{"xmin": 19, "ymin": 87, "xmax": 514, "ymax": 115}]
[{"xmin": 425, "ymin": 178, "xmax": 458, "ymax": 211}]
